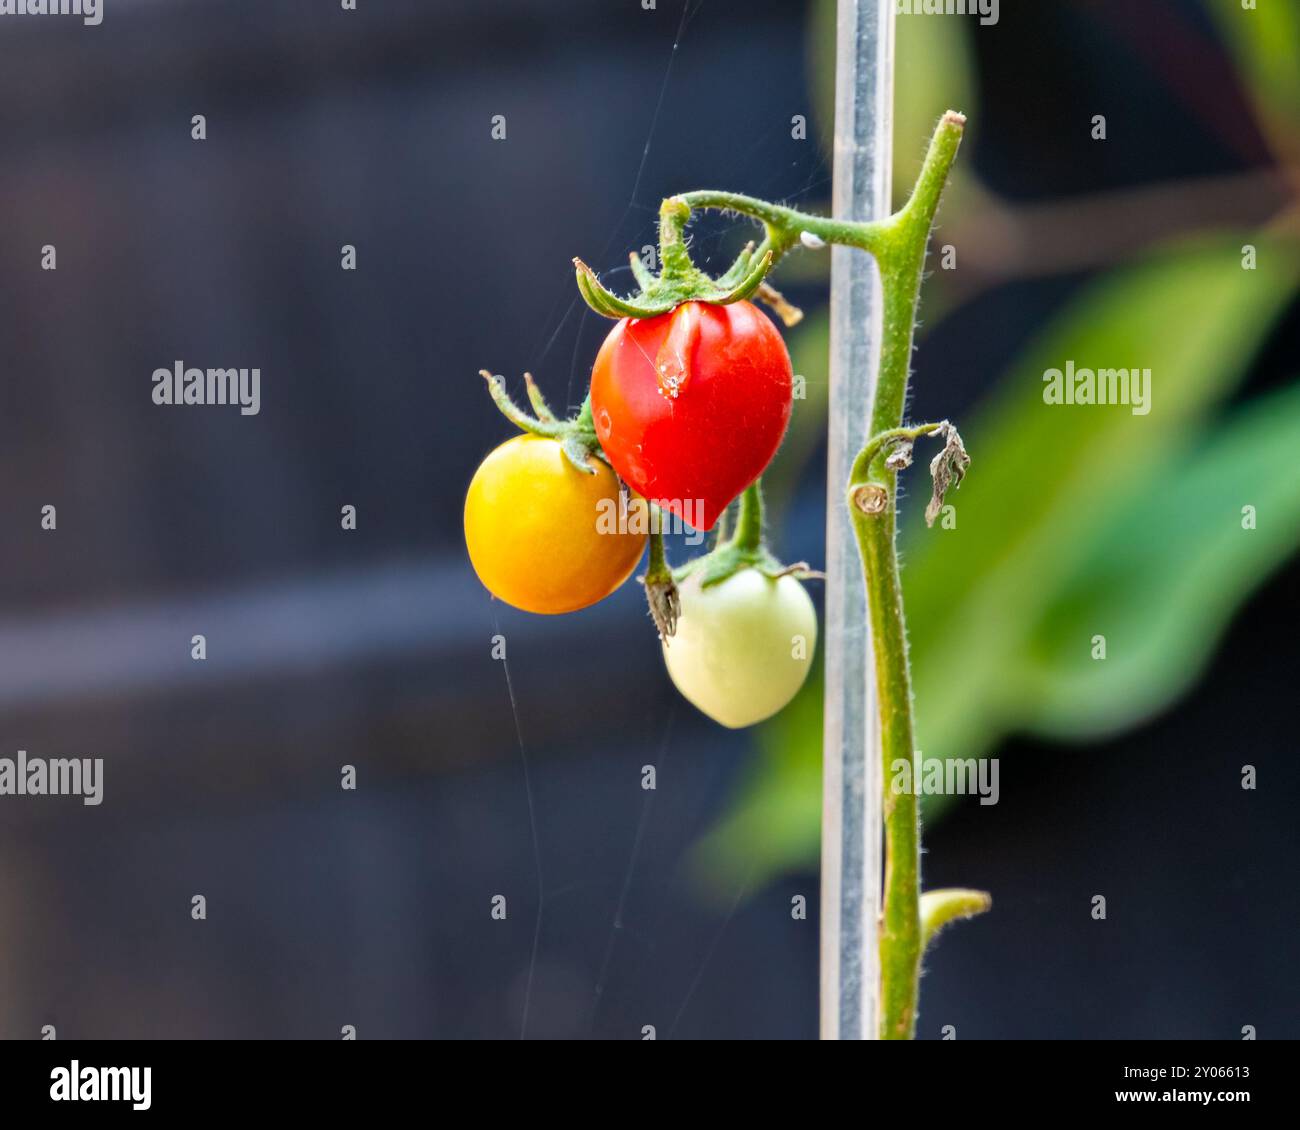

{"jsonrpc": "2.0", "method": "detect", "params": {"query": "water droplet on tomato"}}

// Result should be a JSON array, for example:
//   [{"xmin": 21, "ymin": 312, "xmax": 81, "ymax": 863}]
[{"xmin": 653, "ymin": 303, "xmax": 700, "ymax": 400}]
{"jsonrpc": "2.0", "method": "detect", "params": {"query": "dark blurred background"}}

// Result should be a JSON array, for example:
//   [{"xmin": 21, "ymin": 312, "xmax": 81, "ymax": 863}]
[{"xmin": 0, "ymin": 0, "xmax": 1296, "ymax": 1039}]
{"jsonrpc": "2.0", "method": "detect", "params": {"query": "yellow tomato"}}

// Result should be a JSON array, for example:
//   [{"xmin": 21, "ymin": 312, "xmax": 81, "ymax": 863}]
[{"xmin": 464, "ymin": 434, "xmax": 647, "ymax": 614}]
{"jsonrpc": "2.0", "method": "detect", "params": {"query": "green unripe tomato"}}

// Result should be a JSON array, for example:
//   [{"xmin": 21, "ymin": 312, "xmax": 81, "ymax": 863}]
[{"xmin": 662, "ymin": 567, "xmax": 817, "ymax": 729}]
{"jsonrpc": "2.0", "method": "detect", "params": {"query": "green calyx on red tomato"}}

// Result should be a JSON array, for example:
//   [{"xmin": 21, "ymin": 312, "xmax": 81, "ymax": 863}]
[
  {"xmin": 574, "ymin": 195, "xmax": 799, "ymax": 533},
  {"xmin": 573, "ymin": 196, "xmax": 776, "ymax": 321}
]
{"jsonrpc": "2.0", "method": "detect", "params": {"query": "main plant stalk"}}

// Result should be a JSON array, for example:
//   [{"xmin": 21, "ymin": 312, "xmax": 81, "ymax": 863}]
[{"xmin": 663, "ymin": 107, "xmax": 971, "ymax": 1041}]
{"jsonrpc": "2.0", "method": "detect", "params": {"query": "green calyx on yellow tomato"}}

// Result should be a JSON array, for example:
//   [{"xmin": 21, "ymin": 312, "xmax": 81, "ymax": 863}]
[{"xmin": 477, "ymin": 368, "xmax": 606, "ymax": 475}]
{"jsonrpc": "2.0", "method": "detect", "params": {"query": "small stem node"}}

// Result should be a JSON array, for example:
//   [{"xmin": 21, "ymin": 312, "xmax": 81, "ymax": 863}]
[{"xmin": 850, "ymin": 483, "xmax": 889, "ymax": 516}]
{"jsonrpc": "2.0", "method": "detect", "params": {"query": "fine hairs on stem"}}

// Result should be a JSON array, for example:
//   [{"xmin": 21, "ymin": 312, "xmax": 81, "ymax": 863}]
[{"xmin": 672, "ymin": 111, "xmax": 988, "ymax": 1038}]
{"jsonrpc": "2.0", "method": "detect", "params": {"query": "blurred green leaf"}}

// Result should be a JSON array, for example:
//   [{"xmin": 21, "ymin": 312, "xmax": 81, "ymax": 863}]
[
  {"xmin": 1207, "ymin": 0, "xmax": 1300, "ymax": 164},
  {"xmin": 696, "ymin": 234, "xmax": 1300, "ymax": 891},
  {"xmin": 904, "ymin": 235, "xmax": 1298, "ymax": 765},
  {"xmin": 690, "ymin": 680, "xmax": 822, "ymax": 900},
  {"xmin": 1016, "ymin": 378, "xmax": 1300, "ymax": 736}
]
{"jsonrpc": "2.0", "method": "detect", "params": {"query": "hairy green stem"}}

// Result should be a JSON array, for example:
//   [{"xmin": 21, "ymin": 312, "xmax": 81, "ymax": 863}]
[
  {"xmin": 848, "ymin": 490, "xmax": 918, "ymax": 1037},
  {"xmin": 642, "ymin": 517, "xmax": 681, "ymax": 640},
  {"xmin": 686, "ymin": 113, "xmax": 968, "ymax": 1039},
  {"xmin": 732, "ymin": 481, "xmax": 765, "ymax": 552},
  {"xmin": 670, "ymin": 112, "xmax": 973, "ymax": 1039},
  {"xmin": 852, "ymin": 112, "xmax": 966, "ymax": 1039},
  {"xmin": 851, "ymin": 422, "xmax": 948, "ymax": 478},
  {"xmin": 658, "ymin": 196, "xmax": 696, "ymax": 278},
  {"xmin": 646, "ymin": 522, "xmax": 671, "ymax": 581},
  {"xmin": 676, "ymin": 190, "xmax": 888, "ymax": 264}
]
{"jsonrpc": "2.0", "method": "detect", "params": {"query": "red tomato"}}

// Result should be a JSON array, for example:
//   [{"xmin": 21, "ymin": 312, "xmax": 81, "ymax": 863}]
[{"xmin": 589, "ymin": 300, "xmax": 793, "ymax": 531}]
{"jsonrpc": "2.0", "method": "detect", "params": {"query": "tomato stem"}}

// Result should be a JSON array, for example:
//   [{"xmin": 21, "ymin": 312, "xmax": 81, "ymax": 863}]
[
  {"xmin": 847, "ymin": 481, "xmax": 919, "ymax": 1038},
  {"xmin": 731, "ymin": 481, "xmax": 765, "ymax": 554},
  {"xmin": 848, "ymin": 111, "xmax": 982, "ymax": 1039},
  {"xmin": 849, "ymin": 422, "xmax": 948, "ymax": 481},
  {"xmin": 681, "ymin": 112, "xmax": 982, "ymax": 1038},
  {"xmin": 657, "ymin": 196, "xmax": 697, "ymax": 280},
  {"xmin": 598, "ymin": 111, "xmax": 982, "ymax": 1038},
  {"xmin": 643, "ymin": 519, "xmax": 681, "ymax": 641},
  {"xmin": 674, "ymin": 190, "xmax": 888, "ymax": 265}
]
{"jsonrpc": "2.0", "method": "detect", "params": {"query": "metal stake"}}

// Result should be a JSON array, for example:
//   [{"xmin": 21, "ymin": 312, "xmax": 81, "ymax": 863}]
[{"xmin": 820, "ymin": 0, "xmax": 894, "ymax": 1041}]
